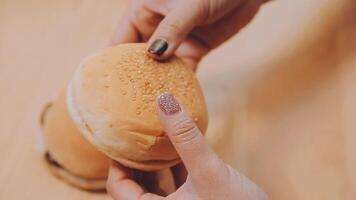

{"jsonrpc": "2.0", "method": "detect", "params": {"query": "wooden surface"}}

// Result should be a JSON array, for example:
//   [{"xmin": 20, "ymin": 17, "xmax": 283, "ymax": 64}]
[{"xmin": 1, "ymin": 0, "xmax": 355, "ymax": 199}]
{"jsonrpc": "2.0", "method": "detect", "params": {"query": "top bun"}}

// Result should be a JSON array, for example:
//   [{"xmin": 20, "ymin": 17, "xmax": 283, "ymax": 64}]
[{"xmin": 67, "ymin": 43, "xmax": 208, "ymax": 171}]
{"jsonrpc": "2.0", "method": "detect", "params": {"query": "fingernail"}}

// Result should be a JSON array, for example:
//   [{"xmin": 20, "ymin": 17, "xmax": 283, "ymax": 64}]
[
  {"xmin": 157, "ymin": 92, "xmax": 181, "ymax": 115},
  {"xmin": 148, "ymin": 38, "xmax": 168, "ymax": 56}
]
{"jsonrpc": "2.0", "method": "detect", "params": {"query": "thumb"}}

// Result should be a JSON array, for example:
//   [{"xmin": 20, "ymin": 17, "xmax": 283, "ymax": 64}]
[
  {"xmin": 147, "ymin": 0, "xmax": 206, "ymax": 60},
  {"xmin": 156, "ymin": 92, "xmax": 222, "ymax": 176}
]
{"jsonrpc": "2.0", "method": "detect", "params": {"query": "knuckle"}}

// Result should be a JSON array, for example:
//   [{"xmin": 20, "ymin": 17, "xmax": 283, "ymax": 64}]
[
  {"xmin": 206, "ymin": 0, "xmax": 215, "ymax": 17},
  {"xmin": 190, "ymin": 0, "xmax": 210, "ymax": 23},
  {"xmin": 201, "ymin": 0, "xmax": 218, "ymax": 21},
  {"xmin": 171, "ymin": 118, "xmax": 199, "ymax": 143},
  {"xmin": 163, "ymin": 21, "xmax": 184, "ymax": 35},
  {"xmin": 174, "ymin": 118, "xmax": 196, "ymax": 135}
]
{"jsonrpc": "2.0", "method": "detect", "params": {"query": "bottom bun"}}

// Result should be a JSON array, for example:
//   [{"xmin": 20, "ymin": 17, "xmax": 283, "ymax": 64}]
[
  {"xmin": 112, "ymin": 154, "xmax": 181, "ymax": 172},
  {"xmin": 44, "ymin": 152, "xmax": 106, "ymax": 191},
  {"xmin": 39, "ymin": 93, "xmax": 110, "ymax": 191}
]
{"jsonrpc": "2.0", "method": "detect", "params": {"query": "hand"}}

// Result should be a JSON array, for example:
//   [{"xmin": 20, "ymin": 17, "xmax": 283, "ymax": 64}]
[
  {"xmin": 106, "ymin": 92, "xmax": 270, "ymax": 200},
  {"xmin": 110, "ymin": 0, "xmax": 269, "ymax": 68}
]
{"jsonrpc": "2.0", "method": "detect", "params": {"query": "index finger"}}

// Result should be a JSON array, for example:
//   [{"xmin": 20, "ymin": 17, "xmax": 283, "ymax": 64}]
[{"xmin": 106, "ymin": 162, "xmax": 163, "ymax": 200}]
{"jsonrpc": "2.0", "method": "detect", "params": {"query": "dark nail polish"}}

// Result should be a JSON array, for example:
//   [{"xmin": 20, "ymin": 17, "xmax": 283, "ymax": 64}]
[
  {"xmin": 148, "ymin": 39, "xmax": 168, "ymax": 56},
  {"xmin": 157, "ymin": 92, "xmax": 181, "ymax": 115}
]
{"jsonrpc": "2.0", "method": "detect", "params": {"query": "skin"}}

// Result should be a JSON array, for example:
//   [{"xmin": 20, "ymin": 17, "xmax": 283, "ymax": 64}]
[
  {"xmin": 110, "ymin": 0, "xmax": 268, "ymax": 68},
  {"xmin": 108, "ymin": 0, "xmax": 271, "ymax": 199},
  {"xmin": 107, "ymin": 93, "xmax": 270, "ymax": 200}
]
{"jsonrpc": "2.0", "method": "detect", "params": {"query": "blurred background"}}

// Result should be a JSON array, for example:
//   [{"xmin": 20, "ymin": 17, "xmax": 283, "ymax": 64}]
[{"xmin": 0, "ymin": 0, "xmax": 355, "ymax": 199}]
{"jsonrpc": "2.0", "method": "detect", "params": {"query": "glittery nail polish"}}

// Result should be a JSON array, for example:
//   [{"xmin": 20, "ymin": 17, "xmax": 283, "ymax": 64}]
[
  {"xmin": 148, "ymin": 39, "xmax": 168, "ymax": 56},
  {"xmin": 157, "ymin": 92, "xmax": 181, "ymax": 115}
]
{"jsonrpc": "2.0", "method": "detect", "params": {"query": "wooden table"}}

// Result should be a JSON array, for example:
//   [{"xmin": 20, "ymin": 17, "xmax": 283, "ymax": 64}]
[{"xmin": 1, "ymin": 0, "xmax": 355, "ymax": 199}]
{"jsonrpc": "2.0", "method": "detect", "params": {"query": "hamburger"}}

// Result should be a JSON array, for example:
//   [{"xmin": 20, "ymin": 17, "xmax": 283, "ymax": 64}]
[{"xmin": 40, "ymin": 43, "xmax": 208, "ymax": 189}]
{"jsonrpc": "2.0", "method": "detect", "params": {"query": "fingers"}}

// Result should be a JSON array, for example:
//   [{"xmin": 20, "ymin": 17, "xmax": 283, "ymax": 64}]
[
  {"xmin": 156, "ymin": 92, "xmax": 222, "ymax": 177},
  {"xmin": 110, "ymin": 0, "xmax": 266, "ymax": 61},
  {"xmin": 191, "ymin": 0, "xmax": 264, "ymax": 48},
  {"xmin": 106, "ymin": 162, "xmax": 143, "ymax": 199},
  {"xmin": 173, "ymin": 37, "xmax": 210, "ymax": 70},
  {"xmin": 109, "ymin": 0, "xmax": 144, "ymax": 46},
  {"xmin": 107, "ymin": 162, "xmax": 163, "ymax": 200},
  {"xmin": 147, "ymin": 0, "xmax": 206, "ymax": 60},
  {"xmin": 109, "ymin": 17, "xmax": 141, "ymax": 46},
  {"xmin": 110, "ymin": 0, "xmax": 171, "ymax": 46}
]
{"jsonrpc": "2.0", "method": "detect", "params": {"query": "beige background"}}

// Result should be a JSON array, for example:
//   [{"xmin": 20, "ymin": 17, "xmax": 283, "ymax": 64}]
[{"xmin": 0, "ymin": 0, "xmax": 355, "ymax": 199}]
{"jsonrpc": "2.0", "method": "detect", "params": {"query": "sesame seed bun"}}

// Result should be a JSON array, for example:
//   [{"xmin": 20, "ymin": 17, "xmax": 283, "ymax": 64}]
[
  {"xmin": 41, "ymin": 92, "xmax": 110, "ymax": 190},
  {"xmin": 67, "ymin": 43, "xmax": 208, "ymax": 171}
]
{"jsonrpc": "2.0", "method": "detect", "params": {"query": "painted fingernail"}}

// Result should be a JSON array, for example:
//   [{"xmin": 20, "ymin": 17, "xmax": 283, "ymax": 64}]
[
  {"xmin": 157, "ymin": 92, "xmax": 181, "ymax": 115},
  {"xmin": 148, "ymin": 39, "xmax": 168, "ymax": 56}
]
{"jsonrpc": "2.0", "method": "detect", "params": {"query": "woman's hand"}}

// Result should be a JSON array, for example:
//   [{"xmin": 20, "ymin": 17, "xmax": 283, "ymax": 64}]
[
  {"xmin": 110, "ymin": 0, "xmax": 268, "ymax": 68},
  {"xmin": 106, "ymin": 92, "xmax": 270, "ymax": 200}
]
